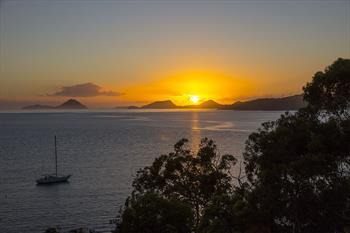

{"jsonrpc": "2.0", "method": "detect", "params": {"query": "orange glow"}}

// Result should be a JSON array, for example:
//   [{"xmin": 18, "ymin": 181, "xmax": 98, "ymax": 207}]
[
  {"xmin": 24, "ymin": 70, "xmax": 257, "ymax": 108},
  {"xmin": 120, "ymin": 70, "xmax": 256, "ymax": 105}
]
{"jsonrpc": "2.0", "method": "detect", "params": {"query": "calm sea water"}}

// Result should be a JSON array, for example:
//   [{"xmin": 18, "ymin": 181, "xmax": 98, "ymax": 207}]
[{"xmin": 0, "ymin": 110, "xmax": 282, "ymax": 233}]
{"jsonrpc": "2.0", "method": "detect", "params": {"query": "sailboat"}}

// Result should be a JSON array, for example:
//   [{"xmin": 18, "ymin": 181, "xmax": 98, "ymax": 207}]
[{"xmin": 36, "ymin": 136, "xmax": 71, "ymax": 185}]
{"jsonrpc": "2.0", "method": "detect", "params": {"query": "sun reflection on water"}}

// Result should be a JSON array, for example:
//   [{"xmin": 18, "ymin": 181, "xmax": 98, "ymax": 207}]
[{"xmin": 190, "ymin": 111, "xmax": 201, "ymax": 152}]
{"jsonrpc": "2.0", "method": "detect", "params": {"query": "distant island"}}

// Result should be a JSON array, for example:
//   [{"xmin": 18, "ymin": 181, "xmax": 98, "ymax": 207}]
[
  {"xmin": 23, "ymin": 95, "xmax": 306, "ymax": 110},
  {"xmin": 115, "ymin": 100, "xmax": 223, "ymax": 109},
  {"xmin": 220, "ymin": 94, "xmax": 306, "ymax": 110},
  {"xmin": 142, "ymin": 100, "xmax": 178, "ymax": 109},
  {"xmin": 116, "ymin": 95, "xmax": 306, "ymax": 110},
  {"xmin": 22, "ymin": 99, "xmax": 87, "ymax": 110}
]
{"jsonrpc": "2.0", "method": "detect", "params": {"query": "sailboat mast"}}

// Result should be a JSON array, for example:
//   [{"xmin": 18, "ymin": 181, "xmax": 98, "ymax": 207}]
[{"xmin": 54, "ymin": 136, "xmax": 57, "ymax": 176}]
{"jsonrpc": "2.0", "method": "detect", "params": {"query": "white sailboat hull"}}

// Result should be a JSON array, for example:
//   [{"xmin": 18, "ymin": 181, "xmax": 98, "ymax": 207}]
[{"xmin": 36, "ymin": 174, "xmax": 71, "ymax": 185}]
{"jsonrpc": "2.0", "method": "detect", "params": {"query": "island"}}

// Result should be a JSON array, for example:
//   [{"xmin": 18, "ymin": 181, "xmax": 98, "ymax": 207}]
[
  {"xmin": 116, "ymin": 100, "xmax": 224, "ymax": 109},
  {"xmin": 220, "ymin": 94, "xmax": 306, "ymax": 111},
  {"xmin": 142, "ymin": 100, "xmax": 178, "ymax": 109},
  {"xmin": 116, "ymin": 95, "xmax": 306, "ymax": 110},
  {"xmin": 22, "ymin": 99, "xmax": 88, "ymax": 110}
]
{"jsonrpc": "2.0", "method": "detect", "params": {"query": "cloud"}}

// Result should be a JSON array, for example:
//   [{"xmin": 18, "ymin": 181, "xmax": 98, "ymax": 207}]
[{"xmin": 49, "ymin": 83, "xmax": 122, "ymax": 97}]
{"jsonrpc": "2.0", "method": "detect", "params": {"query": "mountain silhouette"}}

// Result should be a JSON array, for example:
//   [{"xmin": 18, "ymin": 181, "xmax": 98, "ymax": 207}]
[
  {"xmin": 127, "ymin": 99, "xmax": 224, "ymax": 109},
  {"xmin": 116, "ymin": 95, "xmax": 306, "ymax": 110},
  {"xmin": 22, "ymin": 99, "xmax": 87, "ymax": 109},
  {"xmin": 22, "ymin": 104, "xmax": 54, "ymax": 110},
  {"xmin": 141, "ymin": 100, "xmax": 177, "ymax": 109},
  {"xmin": 220, "ymin": 95, "xmax": 306, "ymax": 110},
  {"xmin": 56, "ymin": 99, "xmax": 87, "ymax": 109}
]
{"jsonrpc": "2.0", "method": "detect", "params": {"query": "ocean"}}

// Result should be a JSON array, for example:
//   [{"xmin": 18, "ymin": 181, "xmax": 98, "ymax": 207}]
[{"xmin": 0, "ymin": 109, "xmax": 283, "ymax": 233}]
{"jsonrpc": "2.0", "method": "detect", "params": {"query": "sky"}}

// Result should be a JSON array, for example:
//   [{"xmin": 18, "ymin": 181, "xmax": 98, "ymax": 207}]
[{"xmin": 0, "ymin": 0, "xmax": 349, "ymax": 109}]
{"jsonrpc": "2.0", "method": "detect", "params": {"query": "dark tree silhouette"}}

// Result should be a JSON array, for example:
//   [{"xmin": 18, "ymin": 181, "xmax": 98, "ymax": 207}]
[
  {"xmin": 244, "ymin": 112, "xmax": 350, "ymax": 232},
  {"xmin": 243, "ymin": 58, "xmax": 350, "ymax": 233},
  {"xmin": 116, "ymin": 192, "xmax": 193, "ymax": 233},
  {"xmin": 115, "ymin": 138, "xmax": 236, "ymax": 233},
  {"xmin": 303, "ymin": 58, "xmax": 350, "ymax": 118}
]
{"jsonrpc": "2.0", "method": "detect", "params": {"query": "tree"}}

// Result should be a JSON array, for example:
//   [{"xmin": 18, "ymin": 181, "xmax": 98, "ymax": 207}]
[
  {"xmin": 198, "ymin": 194, "xmax": 250, "ymax": 233},
  {"xmin": 303, "ymin": 58, "xmax": 350, "ymax": 118},
  {"xmin": 244, "ymin": 112, "xmax": 350, "ymax": 232},
  {"xmin": 115, "ymin": 192, "xmax": 193, "ymax": 233},
  {"xmin": 244, "ymin": 58, "xmax": 350, "ymax": 232},
  {"xmin": 115, "ymin": 138, "xmax": 237, "ymax": 233}
]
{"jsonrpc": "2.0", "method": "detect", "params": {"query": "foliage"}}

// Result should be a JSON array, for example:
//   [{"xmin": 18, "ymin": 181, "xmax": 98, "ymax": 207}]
[
  {"xmin": 198, "ymin": 193, "xmax": 250, "ymax": 233},
  {"xmin": 243, "ymin": 58, "xmax": 350, "ymax": 232},
  {"xmin": 115, "ymin": 138, "xmax": 237, "ymax": 232},
  {"xmin": 303, "ymin": 58, "xmax": 350, "ymax": 118},
  {"xmin": 132, "ymin": 138, "xmax": 236, "ymax": 226},
  {"xmin": 244, "ymin": 112, "xmax": 350, "ymax": 232},
  {"xmin": 115, "ymin": 192, "xmax": 193, "ymax": 233}
]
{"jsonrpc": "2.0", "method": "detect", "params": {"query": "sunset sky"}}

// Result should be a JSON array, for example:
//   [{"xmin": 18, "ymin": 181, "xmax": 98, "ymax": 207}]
[{"xmin": 0, "ymin": 0, "xmax": 349, "ymax": 109}]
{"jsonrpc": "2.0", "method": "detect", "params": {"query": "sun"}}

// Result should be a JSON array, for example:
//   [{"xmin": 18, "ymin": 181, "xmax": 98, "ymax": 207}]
[{"xmin": 190, "ymin": 95, "xmax": 200, "ymax": 104}]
